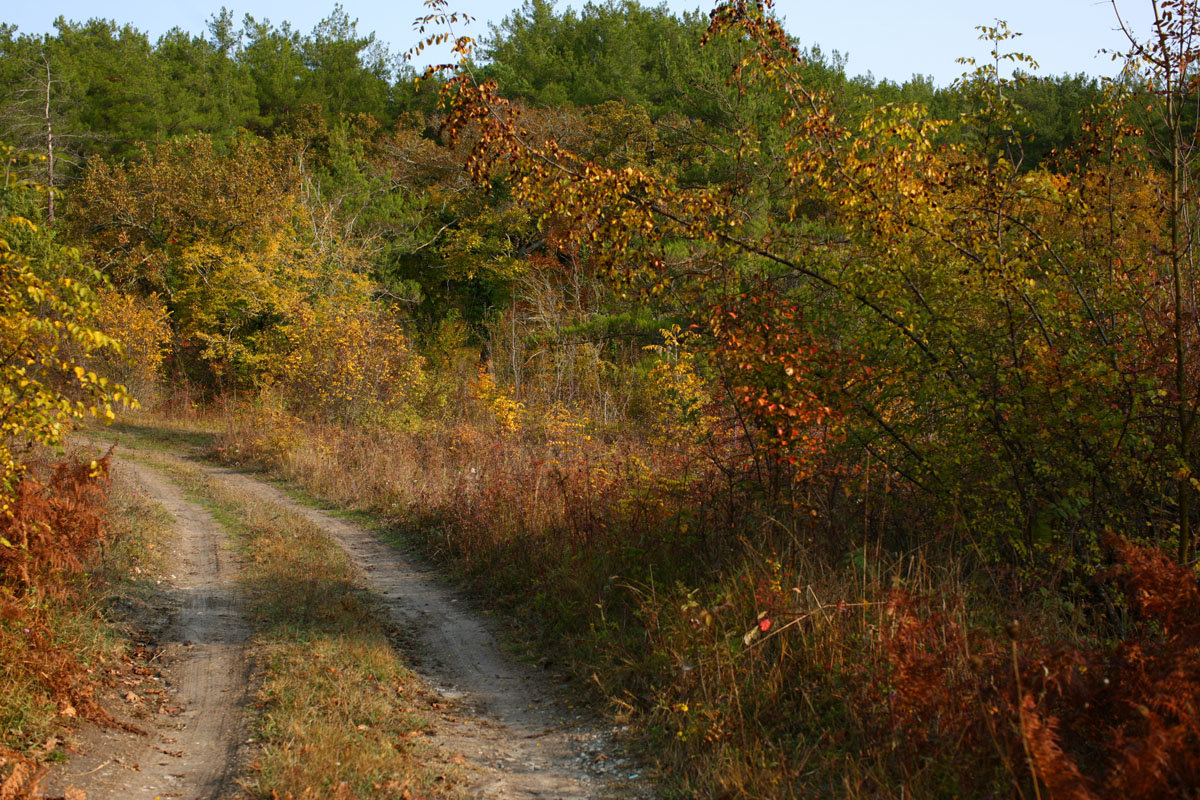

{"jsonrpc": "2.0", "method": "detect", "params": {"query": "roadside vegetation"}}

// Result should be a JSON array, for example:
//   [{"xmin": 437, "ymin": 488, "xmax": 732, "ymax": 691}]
[
  {"xmin": 0, "ymin": 454, "xmax": 174, "ymax": 798},
  {"xmin": 3, "ymin": 0, "xmax": 1200, "ymax": 797}
]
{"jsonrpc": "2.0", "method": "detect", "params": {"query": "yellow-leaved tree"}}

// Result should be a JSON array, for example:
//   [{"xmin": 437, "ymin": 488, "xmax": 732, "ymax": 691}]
[
  {"xmin": 74, "ymin": 134, "xmax": 313, "ymax": 387},
  {"xmin": 91, "ymin": 289, "xmax": 172, "ymax": 405},
  {"xmin": 274, "ymin": 277, "xmax": 425, "ymax": 425},
  {"xmin": 0, "ymin": 145, "xmax": 132, "ymax": 510}
]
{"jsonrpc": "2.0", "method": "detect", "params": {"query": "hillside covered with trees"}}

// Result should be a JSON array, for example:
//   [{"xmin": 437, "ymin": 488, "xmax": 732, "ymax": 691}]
[{"xmin": 2, "ymin": 0, "xmax": 1200, "ymax": 797}]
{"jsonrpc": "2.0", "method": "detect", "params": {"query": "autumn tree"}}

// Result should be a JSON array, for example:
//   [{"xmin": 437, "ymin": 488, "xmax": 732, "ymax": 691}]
[
  {"xmin": 423, "ymin": 0, "xmax": 1196, "ymax": 567},
  {"xmin": 1112, "ymin": 0, "xmax": 1200, "ymax": 562},
  {"xmin": 0, "ymin": 144, "xmax": 130, "ymax": 507},
  {"xmin": 72, "ymin": 134, "xmax": 313, "ymax": 384}
]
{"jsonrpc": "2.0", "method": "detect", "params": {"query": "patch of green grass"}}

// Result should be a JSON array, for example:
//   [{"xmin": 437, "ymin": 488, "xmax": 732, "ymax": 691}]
[
  {"xmin": 86, "ymin": 415, "xmax": 219, "ymax": 456},
  {"xmin": 139, "ymin": 456, "xmax": 462, "ymax": 800}
]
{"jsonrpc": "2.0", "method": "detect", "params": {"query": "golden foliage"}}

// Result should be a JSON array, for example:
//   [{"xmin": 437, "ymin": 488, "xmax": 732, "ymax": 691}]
[
  {"xmin": 274, "ymin": 281, "xmax": 424, "ymax": 425},
  {"xmin": 91, "ymin": 289, "xmax": 171, "ymax": 404},
  {"xmin": 0, "ymin": 145, "xmax": 131, "ymax": 509},
  {"xmin": 639, "ymin": 326, "xmax": 713, "ymax": 441},
  {"xmin": 73, "ymin": 134, "xmax": 324, "ymax": 384},
  {"xmin": 74, "ymin": 135, "xmax": 300, "ymax": 296},
  {"xmin": 473, "ymin": 367, "xmax": 524, "ymax": 432}
]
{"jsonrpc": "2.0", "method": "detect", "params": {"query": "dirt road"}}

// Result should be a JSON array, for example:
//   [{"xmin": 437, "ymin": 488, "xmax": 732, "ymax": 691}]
[
  {"xmin": 45, "ymin": 458, "xmax": 250, "ymax": 800},
  {"xmin": 202, "ymin": 460, "xmax": 653, "ymax": 800},
  {"xmin": 54, "ymin": 438, "xmax": 652, "ymax": 799}
]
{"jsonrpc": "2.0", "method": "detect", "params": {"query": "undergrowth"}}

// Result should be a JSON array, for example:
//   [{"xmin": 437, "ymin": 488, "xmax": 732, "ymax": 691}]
[
  {"xmin": 193, "ymin": 405, "xmax": 1200, "ymax": 800},
  {"xmin": 0, "ymin": 451, "xmax": 168, "ymax": 799}
]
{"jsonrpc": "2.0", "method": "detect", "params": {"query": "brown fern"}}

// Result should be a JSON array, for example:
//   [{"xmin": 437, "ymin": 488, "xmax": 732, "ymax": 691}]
[
  {"xmin": 0, "ymin": 749, "xmax": 47, "ymax": 800},
  {"xmin": 874, "ymin": 537, "xmax": 1200, "ymax": 798}
]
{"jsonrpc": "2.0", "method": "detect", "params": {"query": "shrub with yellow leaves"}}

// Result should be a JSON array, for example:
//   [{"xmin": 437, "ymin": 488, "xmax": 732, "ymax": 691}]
[
  {"xmin": 90, "ymin": 289, "xmax": 171, "ymax": 406},
  {"xmin": 474, "ymin": 367, "xmax": 525, "ymax": 432},
  {"xmin": 637, "ymin": 326, "xmax": 713, "ymax": 441},
  {"xmin": 275, "ymin": 283, "xmax": 424, "ymax": 426},
  {"xmin": 0, "ymin": 144, "xmax": 131, "ymax": 509}
]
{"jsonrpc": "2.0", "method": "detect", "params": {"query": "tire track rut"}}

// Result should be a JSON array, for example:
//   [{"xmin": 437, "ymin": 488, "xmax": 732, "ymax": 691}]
[
  {"xmin": 46, "ymin": 457, "xmax": 250, "ymax": 800},
  {"xmin": 169, "ymin": 453, "xmax": 652, "ymax": 800}
]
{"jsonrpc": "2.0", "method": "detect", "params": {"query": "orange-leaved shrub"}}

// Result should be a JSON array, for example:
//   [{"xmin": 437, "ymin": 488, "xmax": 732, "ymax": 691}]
[
  {"xmin": 1, "ymin": 454, "xmax": 112, "ymax": 593},
  {"xmin": 1, "ymin": 452, "xmax": 124, "ymax": 794},
  {"xmin": 0, "ymin": 747, "xmax": 48, "ymax": 800},
  {"xmin": 877, "ymin": 535, "xmax": 1200, "ymax": 799}
]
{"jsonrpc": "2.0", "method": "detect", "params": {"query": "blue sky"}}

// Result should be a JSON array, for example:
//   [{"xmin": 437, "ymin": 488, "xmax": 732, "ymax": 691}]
[{"xmin": 3, "ymin": 0, "xmax": 1154, "ymax": 86}]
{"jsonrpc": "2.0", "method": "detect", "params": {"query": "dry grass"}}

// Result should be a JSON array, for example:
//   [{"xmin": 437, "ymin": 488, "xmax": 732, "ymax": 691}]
[
  {"xmin": 113, "ymin": 408, "xmax": 1190, "ymax": 799},
  {"xmin": 200, "ymin": 412, "xmax": 996, "ymax": 797}
]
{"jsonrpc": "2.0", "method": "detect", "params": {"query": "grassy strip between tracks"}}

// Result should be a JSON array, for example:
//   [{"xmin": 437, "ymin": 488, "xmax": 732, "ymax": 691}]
[{"xmin": 134, "ymin": 453, "xmax": 463, "ymax": 800}]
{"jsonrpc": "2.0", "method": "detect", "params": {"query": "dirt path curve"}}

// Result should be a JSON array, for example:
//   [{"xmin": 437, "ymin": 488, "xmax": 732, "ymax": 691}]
[
  {"xmin": 45, "ymin": 456, "xmax": 250, "ymax": 800},
  {"xmin": 165, "ymin": 450, "xmax": 654, "ymax": 800}
]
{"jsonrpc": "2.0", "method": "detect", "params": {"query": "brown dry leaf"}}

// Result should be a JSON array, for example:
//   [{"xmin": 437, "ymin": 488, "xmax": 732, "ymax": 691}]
[
  {"xmin": 0, "ymin": 754, "xmax": 46, "ymax": 800},
  {"xmin": 742, "ymin": 625, "xmax": 761, "ymax": 646},
  {"xmin": 64, "ymin": 787, "xmax": 86, "ymax": 800},
  {"xmin": 0, "ymin": 761, "xmax": 31, "ymax": 800}
]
